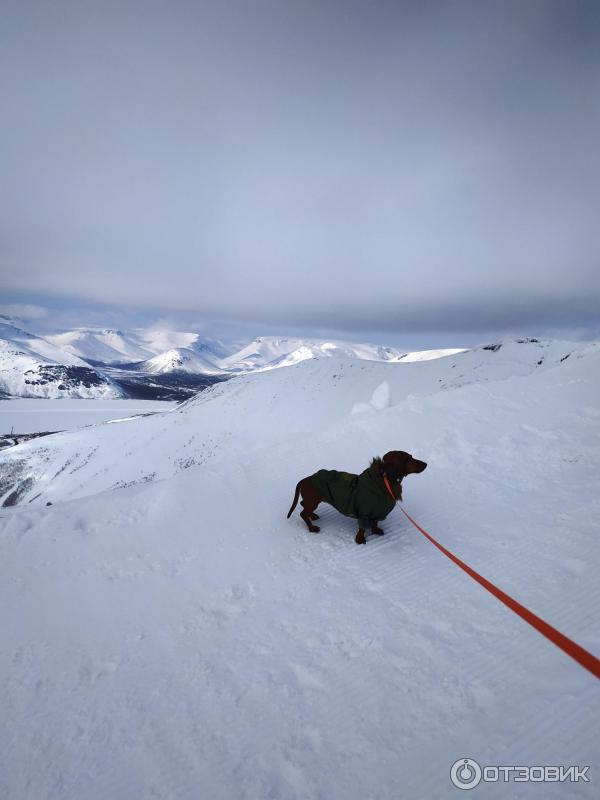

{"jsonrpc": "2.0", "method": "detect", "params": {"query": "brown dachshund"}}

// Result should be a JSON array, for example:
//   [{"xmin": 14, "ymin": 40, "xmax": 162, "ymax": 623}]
[{"xmin": 287, "ymin": 450, "xmax": 427, "ymax": 544}]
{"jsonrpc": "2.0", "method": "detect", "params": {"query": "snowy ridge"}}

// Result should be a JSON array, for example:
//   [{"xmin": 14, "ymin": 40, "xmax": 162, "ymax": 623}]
[
  {"xmin": 217, "ymin": 336, "xmax": 427, "ymax": 372},
  {"xmin": 0, "ymin": 336, "xmax": 598, "ymax": 798}
]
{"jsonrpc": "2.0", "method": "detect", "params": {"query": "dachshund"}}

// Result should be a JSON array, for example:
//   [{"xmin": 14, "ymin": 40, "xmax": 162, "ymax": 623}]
[{"xmin": 287, "ymin": 450, "xmax": 427, "ymax": 544}]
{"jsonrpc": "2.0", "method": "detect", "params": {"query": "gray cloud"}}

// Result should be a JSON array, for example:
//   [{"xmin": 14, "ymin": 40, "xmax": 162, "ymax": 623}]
[
  {"xmin": 0, "ymin": 302, "xmax": 47, "ymax": 321},
  {"xmin": 1, "ymin": 0, "xmax": 599, "ymax": 336}
]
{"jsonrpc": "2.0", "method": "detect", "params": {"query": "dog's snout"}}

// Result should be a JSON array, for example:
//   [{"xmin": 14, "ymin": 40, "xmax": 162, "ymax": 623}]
[{"xmin": 416, "ymin": 459, "xmax": 427, "ymax": 473}]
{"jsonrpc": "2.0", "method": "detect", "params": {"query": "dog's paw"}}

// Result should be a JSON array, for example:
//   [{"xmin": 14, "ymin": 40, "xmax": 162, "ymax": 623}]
[
  {"xmin": 310, "ymin": 526, "xmax": 321, "ymax": 533},
  {"xmin": 355, "ymin": 531, "xmax": 366, "ymax": 545},
  {"xmin": 371, "ymin": 527, "xmax": 384, "ymax": 536}
]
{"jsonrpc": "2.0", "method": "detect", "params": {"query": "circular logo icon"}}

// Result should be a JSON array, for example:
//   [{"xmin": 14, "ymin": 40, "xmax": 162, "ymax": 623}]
[{"xmin": 450, "ymin": 758, "xmax": 482, "ymax": 790}]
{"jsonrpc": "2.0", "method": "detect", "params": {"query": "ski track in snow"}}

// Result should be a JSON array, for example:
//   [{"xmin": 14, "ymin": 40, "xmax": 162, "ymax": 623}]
[{"xmin": 0, "ymin": 339, "xmax": 599, "ymax": 799}]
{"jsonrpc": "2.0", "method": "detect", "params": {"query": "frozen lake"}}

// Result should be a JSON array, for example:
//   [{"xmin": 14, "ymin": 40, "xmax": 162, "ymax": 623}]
[{"xmin": 0, "ymin": 399, "xmax": 178, "ymax": 435}]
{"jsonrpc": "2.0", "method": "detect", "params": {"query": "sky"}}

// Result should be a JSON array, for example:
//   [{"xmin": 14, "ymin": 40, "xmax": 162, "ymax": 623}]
[{"xmin": 1, "ymin": 0, "xmax": 599, "ymax": 348}]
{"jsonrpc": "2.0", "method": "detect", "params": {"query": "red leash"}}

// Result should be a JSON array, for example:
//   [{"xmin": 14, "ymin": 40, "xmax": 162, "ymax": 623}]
[
  {"xmin": 399, "ymin": 506, "xmax": 600, "ymax": 681},
  {"xmin": 383, "ymin": 475, "xmax": 398, "ymax": 502}
]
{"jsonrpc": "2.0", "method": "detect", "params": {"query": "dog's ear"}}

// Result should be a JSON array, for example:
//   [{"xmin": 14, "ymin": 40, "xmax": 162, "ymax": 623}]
[{"xmin": 370, "ymin": 456, "xmax": 384, "ymax": 476}]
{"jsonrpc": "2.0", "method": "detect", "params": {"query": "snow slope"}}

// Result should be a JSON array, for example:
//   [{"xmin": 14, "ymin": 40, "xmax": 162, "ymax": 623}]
[
  {"xmin": 0, "ymin": 338, "xmax": 593, "ymax": 505},
  {"xmin": 0, "ymin": 321, "xmax": 121, "ymax": 399},
  {"xmin": 395, "ymin": 346, "xmax": 466, "ymax": 362},
  {"xmin": 0, "ymin": 337, "xmax": 598, "ymax": 799}
]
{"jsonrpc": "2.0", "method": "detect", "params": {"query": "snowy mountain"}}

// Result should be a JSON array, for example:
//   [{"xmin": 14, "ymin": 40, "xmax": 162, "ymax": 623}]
[
  {"xmin": 45, "ymin": 327, "xmax": 155, "ymax": 364},
  {"xmin": 0, "ymin": 320, "xmax": 121, "ymax": 399},
  {"xmin": 138, "ymin": 347, "xmax": 224, "ymax": 375},
  {"xmin": 45, "ymin": 326, "xmax": 231, "ymax": 367},
  {"xmin": 1, "ymin": 336, "xmax": 598, "ymax": 799},
  {"xmin": 1, "ymin": 323, "xmax": 228, "ymax": 399},
  {"xmin": 137, "ymin": 329, "xmax": 230, "ymax": 362}
]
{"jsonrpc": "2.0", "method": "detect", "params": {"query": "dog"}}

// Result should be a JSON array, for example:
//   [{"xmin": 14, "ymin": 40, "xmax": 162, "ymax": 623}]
[{"xmin": 287, "ymin": 450, "xmax": 427, "ymax": 544}]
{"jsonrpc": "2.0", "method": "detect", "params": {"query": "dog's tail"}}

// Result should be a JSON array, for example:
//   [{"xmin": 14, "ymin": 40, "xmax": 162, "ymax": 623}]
[{"xmin": 287, "ymin": 481, "xmax": 301, "ymax": 518}]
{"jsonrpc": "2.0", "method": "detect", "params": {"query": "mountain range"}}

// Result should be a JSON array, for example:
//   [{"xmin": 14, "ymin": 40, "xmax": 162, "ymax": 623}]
[{"xmin": 0, "ymin": 316, "xmax": 464, "ymax": 400}]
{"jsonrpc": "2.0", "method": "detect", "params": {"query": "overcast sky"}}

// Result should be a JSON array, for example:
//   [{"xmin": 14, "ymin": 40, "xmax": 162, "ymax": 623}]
[{"xmin": 1, "ymin": 0, "xmax": 599, "ymax": 346}]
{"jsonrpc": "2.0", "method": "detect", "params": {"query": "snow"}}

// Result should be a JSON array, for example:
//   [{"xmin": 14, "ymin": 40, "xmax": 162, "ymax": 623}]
[
  {"xmin": 0, "ymin": 337, "xmax": 598, "ymax": 798},
  {"xmin": 0, "ymin": 399, "xmax": 177, "ymax": 434}
]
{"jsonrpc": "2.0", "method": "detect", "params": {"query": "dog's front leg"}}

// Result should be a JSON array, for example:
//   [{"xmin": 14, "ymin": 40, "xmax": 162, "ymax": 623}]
[{"xmin": 355, "ymin": 516, "xmax": 372, "ymax": 545}]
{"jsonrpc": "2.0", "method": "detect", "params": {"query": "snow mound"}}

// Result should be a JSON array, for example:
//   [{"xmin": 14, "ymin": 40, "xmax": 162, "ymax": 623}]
[
  {"xmin": 371, "ymin": 380, "xmax": 391, "ymax": 410},
  {"xmin": 351, "ymin": 380, "xmax": 392, "ymax": 414}
]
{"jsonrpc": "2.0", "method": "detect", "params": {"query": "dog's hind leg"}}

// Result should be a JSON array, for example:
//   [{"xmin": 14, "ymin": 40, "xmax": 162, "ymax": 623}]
[
  {"xmin": 300, "ymin": 500, "xmax": 320, "ymax": 532},
  {"xmin": 294, "ymin": 478, "xmax": 323, "ymax": 533}
]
